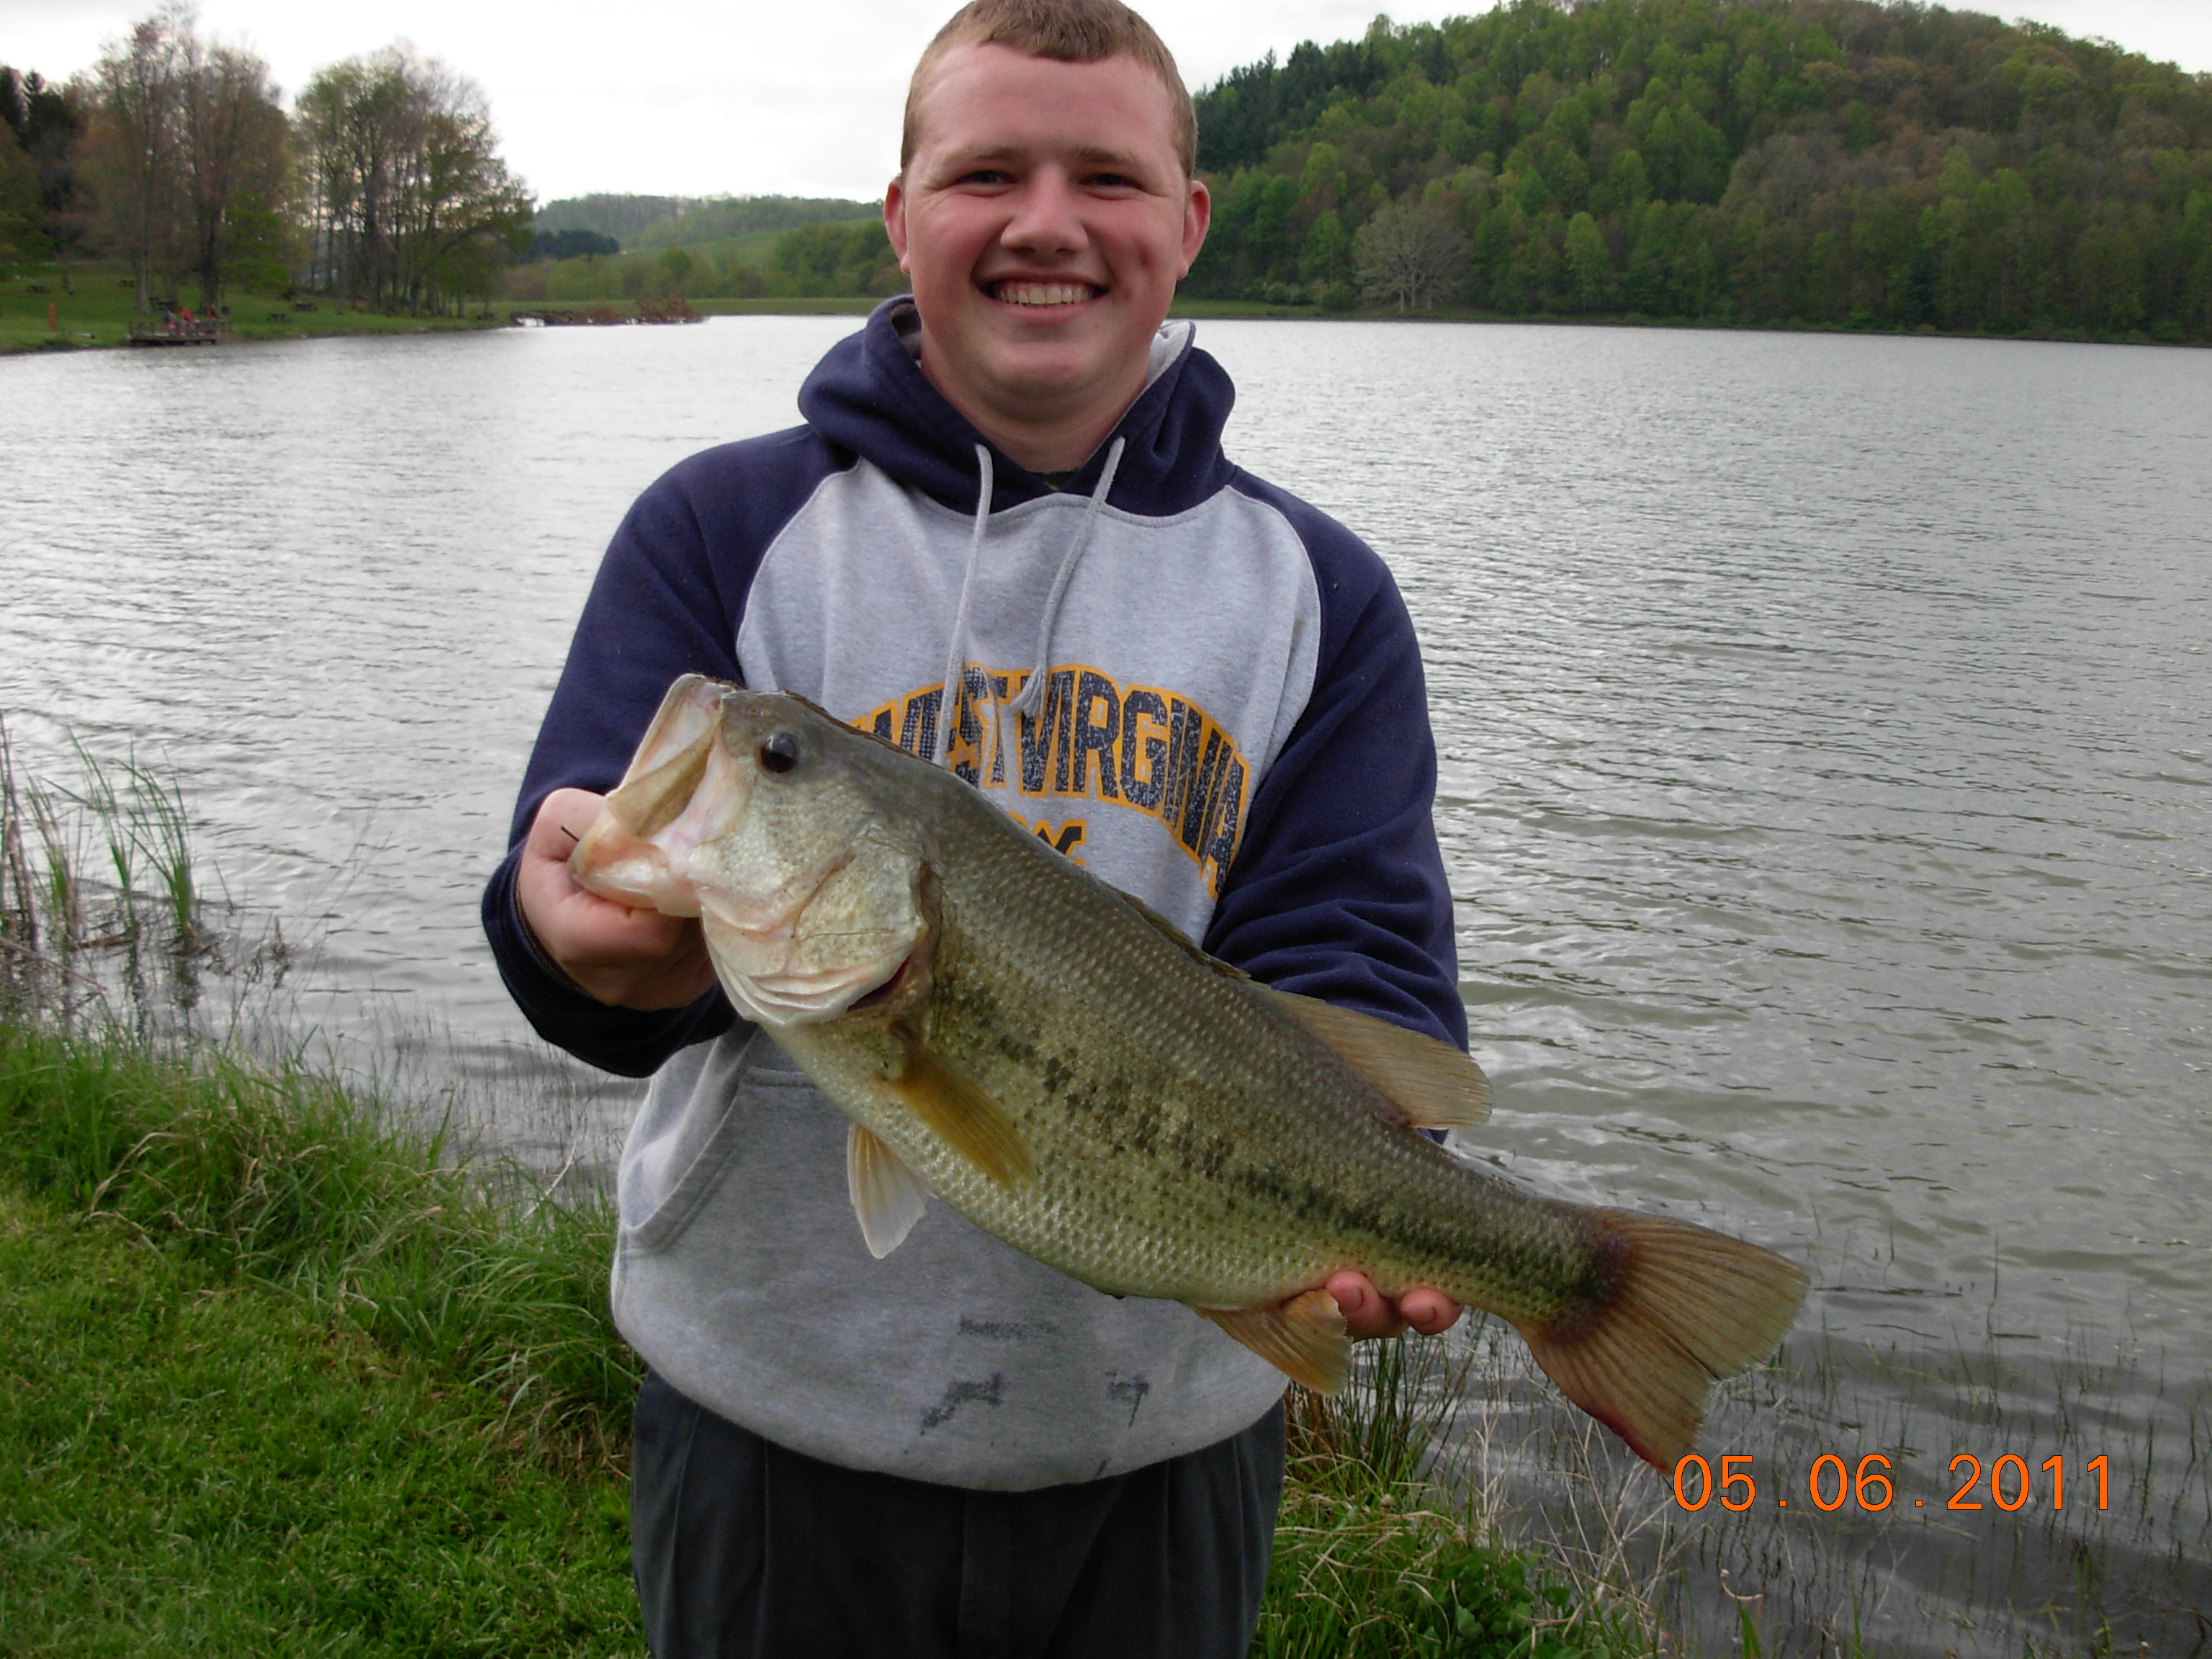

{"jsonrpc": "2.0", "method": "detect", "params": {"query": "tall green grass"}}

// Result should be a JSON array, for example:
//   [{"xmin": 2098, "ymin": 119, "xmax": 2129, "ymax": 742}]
[
  {"xmin": 0, "ymin": 730, "xmax": 1665, "ymax": 1650},
  {"xmin": 1259, "ymin": 1331, "xmax": 1647, "ymax": 1658},
  {"xmin": 0, "ymin": 1020, "xmax": 639, "ymax": 1464}
]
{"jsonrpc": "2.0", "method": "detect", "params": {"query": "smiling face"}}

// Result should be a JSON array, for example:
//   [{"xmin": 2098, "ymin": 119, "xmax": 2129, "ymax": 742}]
[{"xmin": 885, "ymin": 42, "xmax": 1210, "ymax": 471}]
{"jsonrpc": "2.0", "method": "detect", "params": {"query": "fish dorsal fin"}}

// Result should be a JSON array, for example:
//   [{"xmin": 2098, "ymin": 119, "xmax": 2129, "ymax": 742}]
[
  {"xmin": 1189, "ymin": 1289, "xmax": 1351, "ymax": 1393},
  {"xmin": 1272, "ymin": 992, "xmax": 1491, "ymax": 1128},
  {"xmin": 1112, "ymin": 886, "xmax": 1249, "ymax": 981},
  {"xmin": 846, "ymin": 1123, "xmax": 929, "ymax": 1259},
  {"xmin": 884, "ymin": 1025, "xmax": 1035, "ymax": 1187},
  {"xmin": 1111, "ymin": 877, "xmax": 1488, "ymax": 1129}
]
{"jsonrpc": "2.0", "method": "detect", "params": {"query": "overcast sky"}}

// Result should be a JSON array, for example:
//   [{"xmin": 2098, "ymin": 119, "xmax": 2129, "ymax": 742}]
[{"xmin": 9, "ymin": 0, "xmax": 2209, "ymax": 204}]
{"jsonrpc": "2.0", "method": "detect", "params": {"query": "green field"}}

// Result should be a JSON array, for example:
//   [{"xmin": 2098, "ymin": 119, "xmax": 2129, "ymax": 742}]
[{"xmin": 0, "ymin": 263, "xmax": 510, "ymax": 353}]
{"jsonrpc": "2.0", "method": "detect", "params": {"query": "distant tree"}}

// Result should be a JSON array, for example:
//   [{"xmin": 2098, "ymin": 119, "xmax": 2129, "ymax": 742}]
[
  {"xmin": 0, "ymin": 122, "xmax": 40, "ymax": 259},
  {"xmin": 1563, "ymin": 211, "xmax": 1615, "ymax": 311},
  {"xmin": 1186, "ymin": 0, "xmax": 2212, "ymax": 336},
  {"xmin": 1299, "ymin": 207, "xmax": 1351, "ymax": 287},
  {"xmin": 525, "ymin": 227, "xmax": 617, "ymax": 261},
  {"xmin": 769, "ymin": 219, "xmax": 900, "ymax": 297},
  {"xmin": 722, "ymin": 253, "xmax": 765, "ymax": 297},
  {"xmin": 1354, "ymin": 201, "xmax": 1470, "ymax": 311},
  {"xmin": 81, "ymin": 9, "xmax": 186, "ymax": 312},
  {"xmin": 2, "ymin": 67, "xmax": 91, "ymax": 282},
  {"xmin": 175, "ymin": 31, "xmax": 287, "ymax": 309},
  {"xmin": 296, "ymin": 44, "xmax": 531, "ymax": 314},
  {"xmin": 655, "ymin": 246, "xmax": 694, "ymax": 292}
]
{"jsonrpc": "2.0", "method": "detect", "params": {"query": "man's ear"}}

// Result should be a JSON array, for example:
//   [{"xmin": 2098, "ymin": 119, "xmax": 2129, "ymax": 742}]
[
  {"xmin": 884, "ymin": 179, "xmax": 912, "ymax": 273},
  {"xmin": 1177, "ymin": 177, "xmax": 1211, "ymax": 279}
]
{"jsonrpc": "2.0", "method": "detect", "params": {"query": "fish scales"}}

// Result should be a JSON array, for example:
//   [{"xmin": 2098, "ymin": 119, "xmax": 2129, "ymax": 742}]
[
  {"xmin": 781, "ymin": 760, "xmax": 1591, "ymax": 1321},
  {"xmin": 571, "ymin": 675, "xmax": 1808, "ymax": 1468}
]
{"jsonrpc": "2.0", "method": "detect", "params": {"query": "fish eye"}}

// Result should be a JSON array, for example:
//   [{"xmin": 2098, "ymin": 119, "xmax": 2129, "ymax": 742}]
[{"xmin": 758, "ymin": 732, "xmax": 802, "ymax": 774}]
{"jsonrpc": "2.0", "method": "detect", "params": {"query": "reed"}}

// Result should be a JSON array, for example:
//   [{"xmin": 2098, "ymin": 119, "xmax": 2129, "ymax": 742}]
[
  {"xmin": 122, "ymin": 751, "xmax": 200, "ymax": 947},
  {"xmin": 1259, "ymin": 1328, "xmax": 1650, "ymax": 1658},
  {"xmin": 0, "ymin": 719, "xmax": 234, "ymax": 1029},
  {"xmin": 0, "ymin": 714, "xmax": 37, "ymax": 956},
  {"xmin": 63, "ymin": 732, "xmax": 138, "ymax": 934}
]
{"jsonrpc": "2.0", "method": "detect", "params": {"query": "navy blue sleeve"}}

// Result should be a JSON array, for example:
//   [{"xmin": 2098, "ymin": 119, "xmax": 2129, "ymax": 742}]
[
  {"xmin": 1201, "ymin": 479, "xmax": 1467, "ymax": 1053},
  {"xmin": 481, "ymin": 429, "xmax": 843, "ymax": 1077}
]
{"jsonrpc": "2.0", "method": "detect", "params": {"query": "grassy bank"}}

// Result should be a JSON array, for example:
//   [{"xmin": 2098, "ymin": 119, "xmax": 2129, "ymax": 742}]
[
  {"xmin": 0, "ymin": 265, "xmax": 509, "ymax": 353},
  {"xmin": 0, "ymin": 1015, "xmax": 1637, "ymax": 1656},
  {"xmin": 0, "ymin": 1185, "xmax": 638, "ymax": 1653}
]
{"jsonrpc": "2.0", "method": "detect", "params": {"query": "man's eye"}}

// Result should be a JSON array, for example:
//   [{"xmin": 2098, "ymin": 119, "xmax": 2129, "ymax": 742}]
[
  {"xmin": 1085, "ymin": 173, "xmax": 1138, "ymax": 189},
  {"xmin": 958, "ymin": 168, "xmax": 1015, "ymax": 186}
]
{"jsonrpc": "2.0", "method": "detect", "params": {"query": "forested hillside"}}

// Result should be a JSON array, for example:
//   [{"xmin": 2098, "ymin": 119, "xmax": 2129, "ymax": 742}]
[{"xmin": 1188, "ymin": 0, "xmax": 2212, "ymax": 337}]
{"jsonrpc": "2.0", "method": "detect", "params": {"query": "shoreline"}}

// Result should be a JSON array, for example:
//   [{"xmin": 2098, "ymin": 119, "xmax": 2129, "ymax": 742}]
[{"xmin": 6, "ymin": 284, "xmax": 2203, "ymax": 356}]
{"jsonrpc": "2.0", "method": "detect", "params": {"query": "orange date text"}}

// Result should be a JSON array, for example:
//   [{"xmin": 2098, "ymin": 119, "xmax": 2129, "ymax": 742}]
[{"xmin": 1670, "ymin": 1453, "xmax": 2111, "ymax": 1514}]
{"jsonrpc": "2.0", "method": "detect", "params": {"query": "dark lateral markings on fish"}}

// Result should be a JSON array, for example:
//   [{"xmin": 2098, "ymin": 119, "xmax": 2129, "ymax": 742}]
[
  {"xmin": 570, "ymin": 677, "xmax": 1810, "ymax": 1471},
  {"xmin": 920, "ymin": 1374, "xmax": 1007, "ymax": 1433}
]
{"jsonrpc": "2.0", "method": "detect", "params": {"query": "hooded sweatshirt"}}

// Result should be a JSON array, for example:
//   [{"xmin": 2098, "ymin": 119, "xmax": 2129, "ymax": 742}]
[{"xmin": 482, "ymin": 300, "xmax": 1465, "ymax": 1491}]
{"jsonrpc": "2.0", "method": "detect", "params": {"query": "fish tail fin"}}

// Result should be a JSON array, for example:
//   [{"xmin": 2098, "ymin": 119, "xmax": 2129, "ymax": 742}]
[{"xmin": 1516, "ymin": 1210, "xmax": 1807, "ymax": 1471}]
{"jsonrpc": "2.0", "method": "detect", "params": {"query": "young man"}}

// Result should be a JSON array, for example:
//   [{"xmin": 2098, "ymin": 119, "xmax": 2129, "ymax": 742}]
[{"xmin": 484, "ymin": 3, "xmax": 1464, "ymax": 1653}]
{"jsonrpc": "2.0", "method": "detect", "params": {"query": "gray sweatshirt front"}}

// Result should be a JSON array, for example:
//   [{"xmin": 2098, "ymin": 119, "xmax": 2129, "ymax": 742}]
[{"xmin": 485, "ymin": 306, "xmax": 1466, "ymax": 1491}]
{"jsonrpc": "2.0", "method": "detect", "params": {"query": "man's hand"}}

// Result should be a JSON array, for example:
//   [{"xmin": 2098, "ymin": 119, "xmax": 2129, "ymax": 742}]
[
  {"xmin": 516, "ymin": 788, "xmax": 719, "ymax": 1011},
  {"xmin": 1326, "ymin": 1272, "xmax": 1461, "ymax": 1341}
]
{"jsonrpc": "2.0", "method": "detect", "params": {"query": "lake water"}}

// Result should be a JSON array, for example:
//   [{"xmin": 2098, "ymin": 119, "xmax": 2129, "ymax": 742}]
[{"xmin": 4, "ymin": 318, "xmax": 2208, "ymax": 1651}]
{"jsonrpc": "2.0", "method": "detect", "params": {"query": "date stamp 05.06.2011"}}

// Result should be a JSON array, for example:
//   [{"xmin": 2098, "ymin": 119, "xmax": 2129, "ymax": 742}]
[{"xmin": 1671, "ymin": 1453, "xmax": 2115, "ymax": 1515}]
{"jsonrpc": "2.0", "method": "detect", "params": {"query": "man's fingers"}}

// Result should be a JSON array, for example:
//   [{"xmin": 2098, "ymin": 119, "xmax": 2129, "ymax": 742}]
[
  {"xmin": 1326, "ymin": 1272, "xmax": 1406, "ymax": 1340},
  {"xmin": 526, "ymin": 788, "xmax": 608, "ymax": 862},
  {"xmin": 1398, "ymin": 1288, "xmax": 1462, "ymax": 1336},
  {"xmin": 1325, "ymin": 1272, "xmax": 1460, "ymax": 1341}
]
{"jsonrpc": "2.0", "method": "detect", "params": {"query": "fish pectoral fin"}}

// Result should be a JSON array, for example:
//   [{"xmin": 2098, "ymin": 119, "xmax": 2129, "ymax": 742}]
[
  {"xmin": 1189, "ymin": 1290, "xmax": 1352, "ymax": 1394},
  {"xmin": 1270, "ymin": 992, "xmax": 1491, "ymax": 1128},
  {"xmin": 1516, "ymin": 1210, "xmax": 1808, "ymax": 1471},
  {"xmin": 885, "ymin": 1032, "xmax": 1035, "ymax": 1187},
  {"xmin": 846, "ymin": 1123, "xmax": 929, "ymax": 1259}
]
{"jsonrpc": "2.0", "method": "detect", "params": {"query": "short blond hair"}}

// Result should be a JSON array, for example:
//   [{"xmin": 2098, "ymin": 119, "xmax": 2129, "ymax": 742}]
[{"xmin": 902, "ymin": 0, "xmax": 1197, "ymax": 177}]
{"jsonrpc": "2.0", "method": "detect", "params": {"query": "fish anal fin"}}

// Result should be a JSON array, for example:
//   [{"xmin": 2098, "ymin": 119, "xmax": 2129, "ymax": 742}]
[
  {"xmin": 1190, "ymin": 1289, "xmax": 1351, "ymax": 1394},
  {"xmin": 1273, "ymin": 992, "xmax": 1491, "ymax": 1128},
  {"xmin": 1518, "ymin": 1210, "xmax": 1808, "ymax": 1470},
  {"xmin": 847, "ymin": 1123, "xmax": 929, "ymax": 1259},
  {"xmin": 884, "ymin": 1029, "xmax": 1035, "ymax": 1187}
]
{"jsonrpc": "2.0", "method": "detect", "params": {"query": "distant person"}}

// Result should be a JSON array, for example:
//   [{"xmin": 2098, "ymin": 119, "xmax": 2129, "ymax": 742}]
[{"xmin": 483, "ymin": 1, "xmax": 1465, "ymax": 1654}]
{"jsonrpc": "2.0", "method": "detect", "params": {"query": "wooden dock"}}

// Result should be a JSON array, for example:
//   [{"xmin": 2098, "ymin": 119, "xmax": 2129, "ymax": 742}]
[{"xmin": 127, "ymin": 318, "xmax": 229, "ymax": 346}]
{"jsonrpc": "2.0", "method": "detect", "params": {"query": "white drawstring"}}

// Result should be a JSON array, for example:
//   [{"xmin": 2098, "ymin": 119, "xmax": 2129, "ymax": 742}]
[
  {"xmin": 1006, "ymin": 436, "xmax": 1126, "ymax": 720},
  {"xmin": 931, "ymin": 444, "xmax": 994, "ymax": 769},
  {"xmin": 935, "ymin": 435, "xmax": 1128, "ymax": 774}
]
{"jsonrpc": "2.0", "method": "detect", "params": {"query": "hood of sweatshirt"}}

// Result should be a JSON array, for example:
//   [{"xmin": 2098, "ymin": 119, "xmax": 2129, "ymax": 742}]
[{"xmin": 796, "ymin": 297, "xmax": 1241, "ymax": 518}]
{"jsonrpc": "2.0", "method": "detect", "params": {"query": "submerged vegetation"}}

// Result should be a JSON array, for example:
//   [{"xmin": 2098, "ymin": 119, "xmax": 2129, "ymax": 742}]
[{"xmin": 1186, "ymin": 0, "xmax": 2212, "ymax": 339}]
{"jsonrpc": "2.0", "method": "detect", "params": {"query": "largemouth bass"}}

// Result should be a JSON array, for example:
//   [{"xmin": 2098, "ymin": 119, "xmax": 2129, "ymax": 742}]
[{"xmin": 570, "ymin": 674, "xmax": 1806, "ymax": 1468}]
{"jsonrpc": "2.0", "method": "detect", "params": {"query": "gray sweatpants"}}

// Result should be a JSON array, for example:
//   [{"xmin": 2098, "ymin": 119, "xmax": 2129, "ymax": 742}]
[{"xmin": 630, "ymin": 1370, "xmax": 1286, "ymax": 1659}]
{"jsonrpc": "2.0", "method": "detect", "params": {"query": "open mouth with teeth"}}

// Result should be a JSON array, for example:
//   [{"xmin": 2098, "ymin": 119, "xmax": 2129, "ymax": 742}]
[{"xmin": 989, "ymin": 279, "xmax": 1102, "ymax": 307}]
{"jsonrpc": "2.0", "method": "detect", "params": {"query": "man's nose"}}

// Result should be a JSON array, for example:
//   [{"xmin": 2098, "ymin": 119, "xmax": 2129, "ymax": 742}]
[{"xmin": 999, "ymin": 168, "xmax": 1088, "ymax": 256}]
